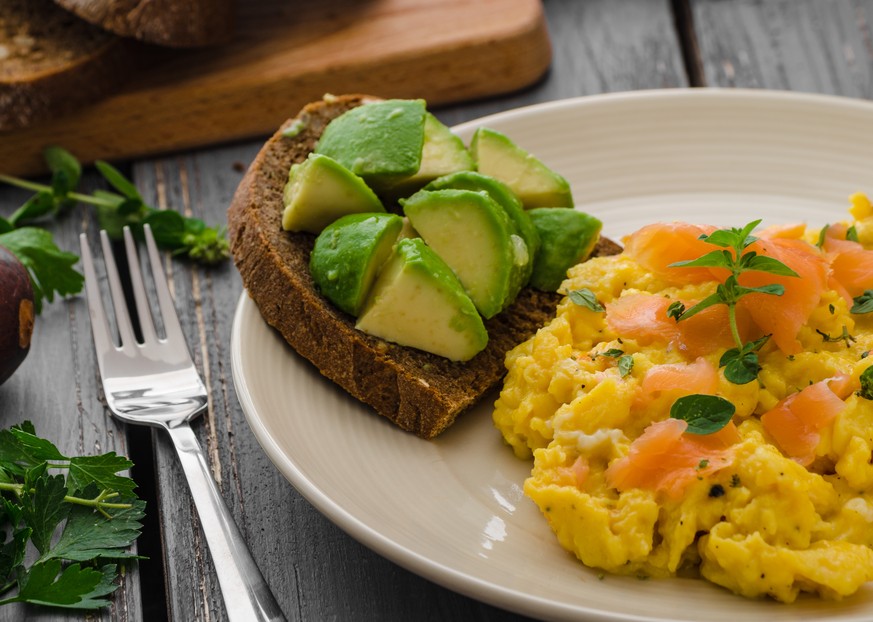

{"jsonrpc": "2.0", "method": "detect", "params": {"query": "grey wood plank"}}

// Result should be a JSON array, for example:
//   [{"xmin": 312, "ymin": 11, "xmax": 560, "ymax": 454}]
[
  {"xmin": 0, "ymin": 175, "xmax": 144, "ymax": 621},
  {"xmin": 692, "ymin": 0, "xmax": 873, "ymax": 95},
  {"xmin": 437, "ymin": 0, "xmax": 688, "ymax": 126},
  {"xmin": 131, "ymin": 1, "xmax": 689, "ymax": 621}
]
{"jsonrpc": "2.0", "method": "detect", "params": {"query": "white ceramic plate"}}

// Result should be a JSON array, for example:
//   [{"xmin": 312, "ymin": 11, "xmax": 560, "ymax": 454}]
[{"xmin": 231, "ymin": 89, "xmax": 873, "ymax": 621}]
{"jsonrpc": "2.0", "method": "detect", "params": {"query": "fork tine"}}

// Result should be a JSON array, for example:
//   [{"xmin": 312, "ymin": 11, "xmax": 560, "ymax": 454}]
[
  {"xmin": 79, "ymin": 233, "xmax": 115, "ymax": 355},
  {"xmin": 143, "ymin": 224, "xmax": 185, "ymax": 344},
  {"xmin": 100, "ymin": 230, "xmax": 137, "ymax": 350},
  {"xmin": 123, "ymin": 227, "xmax": 157, "ymax": 344}
]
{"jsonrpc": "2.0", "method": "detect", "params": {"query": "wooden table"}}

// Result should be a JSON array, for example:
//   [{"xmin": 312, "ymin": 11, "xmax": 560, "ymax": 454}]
[{"xmin": 0, "ymin": 0, "xmax": 870, "ymax": 619}]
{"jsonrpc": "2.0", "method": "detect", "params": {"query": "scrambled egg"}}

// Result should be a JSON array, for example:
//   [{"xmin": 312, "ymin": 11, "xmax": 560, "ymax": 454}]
[{"xmin": 494, "ymin": 194, "xmax": 873, "ymax": 602}]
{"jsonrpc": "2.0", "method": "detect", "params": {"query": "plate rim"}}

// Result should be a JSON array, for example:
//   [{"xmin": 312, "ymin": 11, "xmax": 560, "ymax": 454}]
[{"xmin": 230, "ymin": 87, "xmax": 873, "ymax": 622}]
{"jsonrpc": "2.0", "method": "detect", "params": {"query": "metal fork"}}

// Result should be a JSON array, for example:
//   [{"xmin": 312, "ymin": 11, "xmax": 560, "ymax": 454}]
[{"xmin": 80, "ymin": 225, "xmax": 285, "ymax": 622}]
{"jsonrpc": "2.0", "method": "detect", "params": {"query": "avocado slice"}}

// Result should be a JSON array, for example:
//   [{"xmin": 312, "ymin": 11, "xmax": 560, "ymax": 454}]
[
  {"xmin": 282, "ymin": 153, "xmax": 385, "ymax": 233},
  {"xmin": 379, "ymin": 113, "xmax": 474, "ymax": 201},
  {"xmin": 310, "ymin": 213, "xmax": 404, "ymax": 316},
  {"xmin": 424, "ymin": 170, "xmax": 540, "ymax": 275},
  {"xmin": 528, "ymin": 208, "xmax": 602, "ymax": 292},
  {"xmin": 356, "ymin": 238, "xmax": 488, "ymax": 362},
  {"xmin": 402, "ymin": 188, "xmax": 525, "ymax": 319},
  {"xmin": 470, "ymin": 127, "xmax": 573, "ymax": 209},
  {"xmin": 314, "ymin": 99, "xmax": 427, "ymax": 187}
]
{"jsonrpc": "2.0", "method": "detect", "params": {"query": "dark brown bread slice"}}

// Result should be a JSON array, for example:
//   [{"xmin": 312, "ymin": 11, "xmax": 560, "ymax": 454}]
[
  {"xmin": 0, "ymin": 0, "xmax": 136, "ymax": 131},
  {"xmin": 52, "ymin": 0, "xmax": 234, "ymax": 47},
  {"xmin": 228, "ymin": 94, "xmax": 621, "ymax": 439}
]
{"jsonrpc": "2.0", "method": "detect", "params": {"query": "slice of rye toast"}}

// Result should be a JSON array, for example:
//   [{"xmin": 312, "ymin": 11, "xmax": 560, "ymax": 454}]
[
  {"xmin": 228, "ymin": 94, "xmax": 621, "ymax": 439},
  {"xmin": 1, "ymin": 0, "xmax": 139, "ymax": 131},
  {"xmin": 52, "ymin": 0, "xmax": 234, "ymax": 48}
]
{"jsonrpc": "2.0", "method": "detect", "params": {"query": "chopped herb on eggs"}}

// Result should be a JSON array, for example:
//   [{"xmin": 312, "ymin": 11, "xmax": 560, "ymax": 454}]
[
  {"xmin": 569, "ymin": 287, "xmax": 604, "ymax": 312},
  {"xmin": 670, "ymin": 394, "xmax": 735, "ymax": 435},
  {"xmin": 852, "ymin": 290, "xmax": 873, "ymax": 314}
]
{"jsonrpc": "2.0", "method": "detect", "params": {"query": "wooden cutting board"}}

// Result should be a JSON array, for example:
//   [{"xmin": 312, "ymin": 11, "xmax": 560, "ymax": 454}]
[{"xmin": 0, "ymin": 0, "xmax": 551, "ymax": 177}]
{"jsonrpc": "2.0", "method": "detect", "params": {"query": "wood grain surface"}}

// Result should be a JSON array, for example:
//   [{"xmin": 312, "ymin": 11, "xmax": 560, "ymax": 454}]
[
  {"xmin": 691, "ymin": 0, "xmax": 873, "ymax": 95},
  {"xmin": 5, "ymin": 0, "xmax": 872, "ymax": 621},
  {"xmin": 138, "ymin": 1, "xmax": 687, "ymax": 621},
  {"xmin": 0, "ymin": 0, "xmax": 551, "ymax": 178}
]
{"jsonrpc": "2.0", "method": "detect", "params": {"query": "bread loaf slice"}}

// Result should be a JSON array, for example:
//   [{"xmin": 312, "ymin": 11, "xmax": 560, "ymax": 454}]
[
  {"xmin": 0, "ymin": 0, "xmax": 135, "ymax": 130},
  {"xmin": 228, "ymin": 94, "xmax": 620, "ymax": 439},
  {"xmin": 52, "ymin": 0, "xmax": 234, "ymax": 47}
]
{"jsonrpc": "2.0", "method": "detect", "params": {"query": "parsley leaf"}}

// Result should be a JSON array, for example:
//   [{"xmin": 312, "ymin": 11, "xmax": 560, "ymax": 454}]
[
  {"xmin": 670, "ymin": 394, "xmax": 736, "ymax": 435},
  {"xmin": 68, "ymin": 454, "xmax": 136, "ymax": 498},
  {"xmin": 666, "ymin": 300, "xmax": 685, "ymax": 321},
  {"xmin": 816, "ymin": 224, "xmax": 829, "ymax": 248},
  {"xmin": 599, "ymin": 348, "xmax": 624, "ymax": 358},
  {"xmin": 569, "ymin": 288, "xmax": 604, "ymax": 312},
  {"xmin": 21, "ymin": 469, "xmax": 68, "ymax": 555},
  {"xmin": 0, "ymin": 423, "xmax": 66, "ymax": 473},
  {"xmin": 0, "ymin": 422, "xmax": 143, "ymax": 610},
  {"xmin": 0, "ymin": 228, "xmax": 83, "ymax": 314},
  {"xmin": 5, "ymin": 560, "xmax": 117, "ymax": 609},
  {"xmin": 858, "ymin": 366, "xmax": 873, "ymax": 400},
  {"xmin": 43, "ymin": 495, "xmax": 144, "ymax": 563},
  {"xmin": 847, "ymin": 225, "xmax": 860, "ymax": 242},
  {"xmin": 852, "ymin": 290, "xmax": 873, "ymax": 314},
  {"xmin": 617, "ymin": 354, "xmax": 634, "ymax": 378}
]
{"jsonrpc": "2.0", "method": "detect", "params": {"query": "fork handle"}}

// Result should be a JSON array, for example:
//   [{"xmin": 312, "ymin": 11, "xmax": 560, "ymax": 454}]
[{"xmin": 165, "ymin": 421, "xmax": 286, "ymax": 621}]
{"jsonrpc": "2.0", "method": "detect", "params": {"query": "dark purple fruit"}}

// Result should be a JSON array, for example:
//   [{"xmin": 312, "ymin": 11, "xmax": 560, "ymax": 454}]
[{"xmin": 0, "ymin": 245, "xmax": 34, "ymax": 386}]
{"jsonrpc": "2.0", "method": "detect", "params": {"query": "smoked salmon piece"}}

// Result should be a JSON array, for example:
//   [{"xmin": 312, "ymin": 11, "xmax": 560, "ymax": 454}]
[
  {"xmin": 828, "ymin": 373, "xmax": 855, "ymax": 400},
  {"xmin": 636, "ymin": 357, "xmax": 719, "ymax": 407},
  {"xmin": 606, "ymin": 417, "xmax": 739, "ymax": 499},
  {"xmin": 738, "ymin": 236, "xmax": 829, "ymax": 355},
  {"xmin": 760, "ymin": 380, "xmax": 846, "ymax": 466},
  {"xmin": 622, "ymin": 222, "xmax": 722, "ymax": 284},
  {"xmin": 606, "ymin": 294, "xmax": 743, "ymax": 358},
  {"xmin": 758, "ymin": 222, "xmax": 807, "ymax": 239},
  {"xmin": 822, "ymin": 224, "xmax": 873, "ymax": 298}
]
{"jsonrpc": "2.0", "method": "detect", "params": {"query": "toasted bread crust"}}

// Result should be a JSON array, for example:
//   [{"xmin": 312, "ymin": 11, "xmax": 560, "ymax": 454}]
[
  {"xmin": 0, "ymin": 0, "xmax": 137, "ymax": 130},
  {"xmin": 52, "ymin": 0, "xmax": 234, "ymax": 47},
  {"xmin": 228, "ymin": 95, "xmax": 620, "ymax": 438}
]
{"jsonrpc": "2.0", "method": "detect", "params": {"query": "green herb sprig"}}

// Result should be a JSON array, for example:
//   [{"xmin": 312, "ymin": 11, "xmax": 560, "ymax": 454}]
[
  {"xmin": 0, "ymin": 422, "xmax": 143, "ymax": 610},
  {"xmin": 668, "ymin": 220, "xmax": 798, "ymax": 384},
  {"xmin": 0, "ymin": 147, "xmax": 229, "ymax": 265}
]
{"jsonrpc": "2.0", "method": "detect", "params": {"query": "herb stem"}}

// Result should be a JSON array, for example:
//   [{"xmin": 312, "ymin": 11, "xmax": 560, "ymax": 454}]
[
  {"xmin": 0, "ymin": 175, "xmax": 133, "ymax": 209},
  {"xmin": 727, "ymin": 303, "xmax": 742, "ymax": 350},
  {"xmin": 0, "ymin": 174, "xmax": 47, "ymax": 194},
  {"xmin": 66, "ymin": 191, "xmax": 124, "ymax": 208},
  {"xmin": 0, "ymin": 481, "xmax": 131, "ymax": 510}
]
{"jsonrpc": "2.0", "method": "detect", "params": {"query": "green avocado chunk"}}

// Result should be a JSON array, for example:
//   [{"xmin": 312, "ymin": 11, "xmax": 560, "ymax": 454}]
[
  {"xmin": 282, "ymin": 153, "xmax": 384, "ymax": 233},
  {"xmin": 314, "ymin": 99, "xmax": 427, "ymax": 187},
  {"xmin": 402, "ymin": 188, "xmax": 527, "ymax": 319},
  {"xmin": 424, "ymin": 170, "xmax": 540, "ymax": 280},
  {"xmin": 356, "ymin": 237, "xmax": 488, "ymax": 362},
  {"xmin": 470, "ymin": 127, "xmax": 573, "ymax": 209},
  {"xmin": 379, "ymin": 113, "xmax": 474, "ymax": 200},
  {"xmin": 310, "ymin": 213, "xmax": 404, "ymax": 316},
  {"xmin": 528, "ymin": 208, "xmax": 602, "ymax": 292}
]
